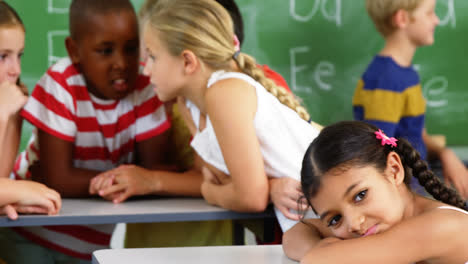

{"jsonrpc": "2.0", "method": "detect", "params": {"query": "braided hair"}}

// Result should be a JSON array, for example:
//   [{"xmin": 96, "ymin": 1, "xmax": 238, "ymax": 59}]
[
  {"xmin": 145, "ymin": 0, "xmax": 310, "ymax": 121},
  {"xmin": 301, "ymin": 120, "xmax": 467, "ymax": 211}
]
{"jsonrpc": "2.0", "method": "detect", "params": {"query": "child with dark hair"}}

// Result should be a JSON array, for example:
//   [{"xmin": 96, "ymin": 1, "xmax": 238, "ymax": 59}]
[
  {"xmin": 283, "ymin": 121, "xmax": 468, "ymax": 263},
  {"xmin": 7, "ymin": 0, "xmax": 170, "ymax": 262}
]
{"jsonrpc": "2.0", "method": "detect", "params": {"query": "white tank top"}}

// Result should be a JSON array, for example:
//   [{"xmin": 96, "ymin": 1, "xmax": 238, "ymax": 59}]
[
  {"xmin": 186, "ymin": 70, "xmax": 320, "ymax": 231},
  {"xmin": 437, "ymin": 205, "xmax": 468, "ymax": 215}
]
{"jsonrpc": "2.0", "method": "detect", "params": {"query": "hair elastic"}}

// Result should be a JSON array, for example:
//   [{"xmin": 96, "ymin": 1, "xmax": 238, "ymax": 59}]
[
  {"xmin": 232, "ymin": 50, "xmax": 240, "ymax": 60},
  {"xmin": 375, "ymin": 129, "xmax": 398, "ymax": 147}
]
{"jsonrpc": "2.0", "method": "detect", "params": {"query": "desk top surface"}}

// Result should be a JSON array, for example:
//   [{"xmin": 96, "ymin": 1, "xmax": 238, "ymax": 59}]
[
  {"xmin": 0, "ymin": 197, "xmax": 273, "ymax": 227},
  {"xmin": 92, "ymin": 245, "xmax": 297, "ymax": 264}
]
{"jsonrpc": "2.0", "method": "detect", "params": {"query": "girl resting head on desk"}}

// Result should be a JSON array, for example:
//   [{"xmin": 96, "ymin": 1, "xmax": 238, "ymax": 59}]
[
  {"xmin": 0, "ymin": 1, "xmax": 61, "ymax": 220},
  {"xmin": 284, "ymin": 120, "xmax": 468, "ymax": 264}
]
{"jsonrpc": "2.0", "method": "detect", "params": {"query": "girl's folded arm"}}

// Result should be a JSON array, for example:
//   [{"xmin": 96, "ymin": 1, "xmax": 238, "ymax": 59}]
[
  {"xmin": 203, "ymin": 78, "xmax": 269, "ymax": 212},
  {"xmin": 301, "ymin": 209, "xmax": 462, "ymax": 264}
]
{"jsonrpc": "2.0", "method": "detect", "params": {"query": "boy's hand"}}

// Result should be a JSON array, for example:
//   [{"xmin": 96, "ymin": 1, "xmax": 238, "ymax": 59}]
[
  {"xmin": 91, "ymin": 165, "xmax": 157, "ymax": 203},
  {"xmin": 269, "ymin": 177, "xmax": 308, "ymax": 221},
  {"xmin": 440, "ymin": 148, "xmax": 468, "ymax": 199},
  {"xmin": 89, "ymin": 173, "xmax": 116, "ymax": 198}
]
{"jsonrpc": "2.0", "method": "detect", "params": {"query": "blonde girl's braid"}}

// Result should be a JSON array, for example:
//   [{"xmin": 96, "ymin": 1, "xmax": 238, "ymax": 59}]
[
  {"xmin": 233, "ymin": 52, "xmax": 310, "ymax": 121},
  {"xmin": 148, "ymin": 0, "xmax": 310, "ymax": 121}
]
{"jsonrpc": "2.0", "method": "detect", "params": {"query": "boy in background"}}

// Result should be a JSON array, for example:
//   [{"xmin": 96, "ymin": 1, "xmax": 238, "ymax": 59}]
[
  {"xmin": 353, "ymin": 0, "xmax": 468, "ymax": 198},
  {"xmin": 5, "ymin": 0, "xmax": 170, "ymax": 262}
]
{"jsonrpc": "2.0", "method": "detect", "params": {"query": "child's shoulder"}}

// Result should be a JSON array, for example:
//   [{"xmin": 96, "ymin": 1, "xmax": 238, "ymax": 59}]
[
  {"xmin": 362, "ymin": 55, "xmax": 419, "ymax": 92},
  {"xmin": 365, "ymin": 55, "xmax": 414, "ymax": 75},
  {"xmin": 48, "ymin": 57, "xmax": 76, "ymax": 75},
  {"xmin": 413, "ymin": 205, "xmax": 468, "ymax": 238},
  {"xmin": 205, "ymin": 72, "xmax": 257, "ymax": 117}
]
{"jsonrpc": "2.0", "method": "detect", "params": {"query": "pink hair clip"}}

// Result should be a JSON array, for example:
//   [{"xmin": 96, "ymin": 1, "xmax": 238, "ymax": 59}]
[{"xmin": 374, "ymin": 129, "xmax": 398, "ymax": 148}]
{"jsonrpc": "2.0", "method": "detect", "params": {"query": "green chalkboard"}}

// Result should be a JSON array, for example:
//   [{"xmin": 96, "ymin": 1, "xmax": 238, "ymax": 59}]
[{"xmin": 9, "ymin": 0, "xmax": 468, "ymax": 147}]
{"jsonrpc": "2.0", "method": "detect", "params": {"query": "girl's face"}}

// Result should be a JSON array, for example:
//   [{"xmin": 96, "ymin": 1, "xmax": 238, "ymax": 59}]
[
  {"xmin": 142, "ymin": 25, "xmax": 185, "ymax": 102},
  {"xmin": 309, "ymin": 160, "xmax": 407, "ymax": 239},
  {"xmin": 0, "ymin": 26, "xmax": 24, "ymax": 84}
]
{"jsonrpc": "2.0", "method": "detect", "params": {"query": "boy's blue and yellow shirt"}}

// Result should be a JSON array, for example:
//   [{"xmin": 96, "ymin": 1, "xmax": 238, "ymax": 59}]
[{"xmin": 353, "ymin": 55, "xmax": 427, "ymax": 159}]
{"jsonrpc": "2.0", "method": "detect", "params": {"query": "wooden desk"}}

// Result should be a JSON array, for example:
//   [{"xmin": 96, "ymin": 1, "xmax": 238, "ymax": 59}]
[
  {"xmin": 92, "ymin": 245, "xmax": 297, "ymax": 264},
  {"xmin": 0, "ymin": 197, "xmax": 274, "ymax": 227}
]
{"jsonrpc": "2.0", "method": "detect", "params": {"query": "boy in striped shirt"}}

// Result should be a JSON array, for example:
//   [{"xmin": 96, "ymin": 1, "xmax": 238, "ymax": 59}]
[{"xmin": 5, "ymin": 0, "xmax": 170, "ymax": 262}]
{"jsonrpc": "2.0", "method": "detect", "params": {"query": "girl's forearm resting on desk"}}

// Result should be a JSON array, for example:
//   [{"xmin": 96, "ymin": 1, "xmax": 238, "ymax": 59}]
[
  {"xmin": 282, "ymin": 219, "xmax": 337, "ymax": 261},
  {"xmin": 300, "ymin": 211, "xmax": 461, "ymax": 264},
  {"xmin": 282, "ymin": 221, "xmax": 323, "ymax": 261}
]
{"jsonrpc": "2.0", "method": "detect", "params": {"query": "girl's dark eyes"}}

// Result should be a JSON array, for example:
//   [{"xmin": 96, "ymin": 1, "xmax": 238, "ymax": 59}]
[
  {"xmin": 354, "ymin": 190, "xmax": 367, "ymax": 202},
  {"xmin": 328, "ymin": 214, "xmax": 342, "ymax": 227}
]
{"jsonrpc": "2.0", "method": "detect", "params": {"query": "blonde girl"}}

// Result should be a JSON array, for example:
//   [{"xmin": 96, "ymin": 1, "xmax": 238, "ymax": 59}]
[{"xmin": 142, "ymin": 0, "xmax": 320, "ymax": 231}]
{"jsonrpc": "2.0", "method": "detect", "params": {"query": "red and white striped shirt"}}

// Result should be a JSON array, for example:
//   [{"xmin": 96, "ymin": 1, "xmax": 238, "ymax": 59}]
[{"xmin": 13, "ymin": 57, "xmax": 170, "ymax": 260}]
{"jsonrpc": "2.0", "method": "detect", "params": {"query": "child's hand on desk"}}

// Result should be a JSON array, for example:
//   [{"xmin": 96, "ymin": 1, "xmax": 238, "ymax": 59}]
[
  {"xmin": 269, "ymin": 177, "xmax": 307, "ymax": 221},
  {"xmin": 1, "ymin": 204, "xmax": 50, "ymax": 220},
  {"xmin": 89, "ymin": 173, "xmax": 116, "ymax": 200},
  {"xmin": 200, "ymin": 164, "xmax": 231, "ymax": 205},
  {"xmin": 201, "ymin": 164, "xmax": 231, "ymax": 185},
  {"xmin": 90, "ymin": 165, "xmax": 157, "ymax": 203},
  {"xmin": 1, "ymin": 181, "xmax": 61, "ymax": 220}
]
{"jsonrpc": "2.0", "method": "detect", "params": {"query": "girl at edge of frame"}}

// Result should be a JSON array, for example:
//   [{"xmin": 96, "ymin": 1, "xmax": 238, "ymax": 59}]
[
  {"xmin": 285, "ymin": 120, "xmax": 468, "ymax": 264},
  {"xmin": 0, "ymin": 1, "xmax": 61, "ymax": 222}
]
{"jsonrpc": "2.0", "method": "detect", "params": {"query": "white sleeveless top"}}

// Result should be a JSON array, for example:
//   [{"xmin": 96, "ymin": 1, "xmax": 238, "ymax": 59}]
[
  {"xmin": 437, "ymin": 205, "xmax": 468, "ymax": 215},
  {"xmin": 186, "ymin": 70, "xmax": 320, "ymax": 231}
]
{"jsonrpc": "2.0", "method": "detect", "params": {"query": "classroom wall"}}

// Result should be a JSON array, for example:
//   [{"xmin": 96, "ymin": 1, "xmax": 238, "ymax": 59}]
[{"xmin": 10, "ymin": 0, "xmax": 468, "ymax": 146}]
